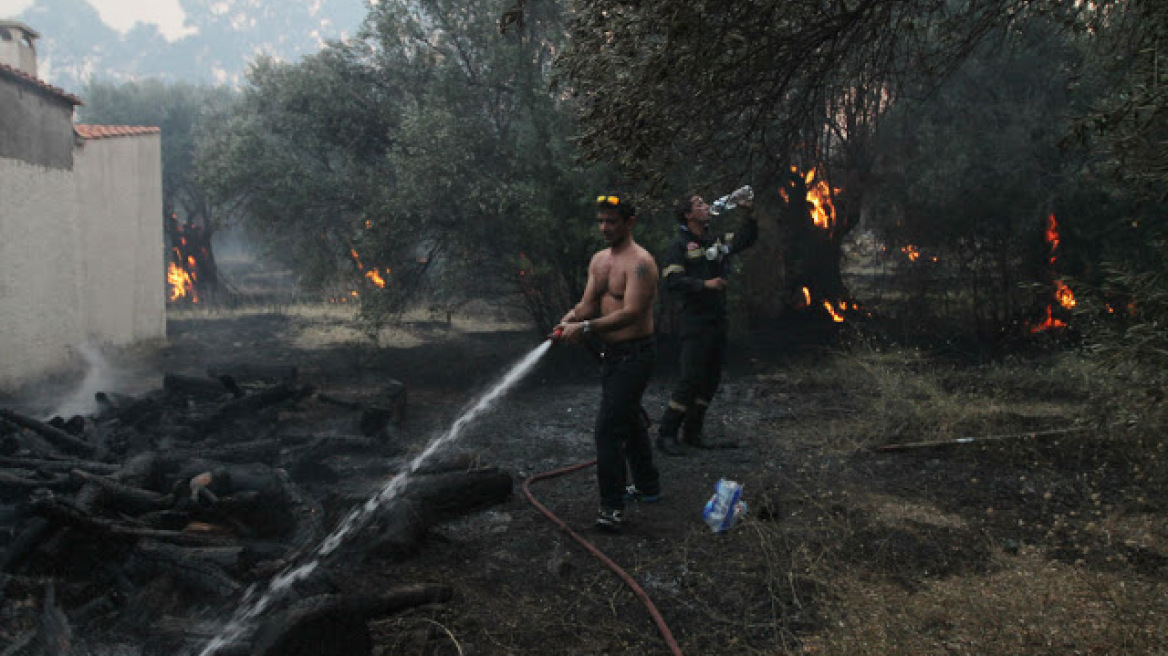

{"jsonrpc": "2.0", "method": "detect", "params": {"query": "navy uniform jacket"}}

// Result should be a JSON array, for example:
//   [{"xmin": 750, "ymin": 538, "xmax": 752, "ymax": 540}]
[{"xmin": 661, "ymin": 210, "xmax": 758, "ymax": 329}]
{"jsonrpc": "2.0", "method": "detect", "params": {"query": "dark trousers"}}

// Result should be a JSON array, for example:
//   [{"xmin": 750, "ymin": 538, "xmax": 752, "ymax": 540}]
[
  {"xmin": 669, "ymin": 326, "xmax": 727, "ymax": 409},
  {"xmin": 595, "ymin": 338, "xmax": 659, "ymax": 511}
]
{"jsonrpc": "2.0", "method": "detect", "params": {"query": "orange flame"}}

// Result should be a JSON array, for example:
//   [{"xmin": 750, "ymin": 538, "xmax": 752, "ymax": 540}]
[
  {"xmin": 902, "ymin": 245, "xmax": 921, "ymax": 262},
  {"xmin": 799, "ymin": 166, "xmax": 839, "ymax": 231},
  {"xmin": 1031, "ymin": 213, "xmax": 1074, "ymax": 332},
  {"xmin": 167, "ymin": 261, "xmax": 197, "ymax": 303},
  {"xmin": 803, "ymin": 285, "xmax": 851, "ymax": 322},
  {"xmin": 1054, "ymin": 279, "xmax": 1076, "ymax": 310},
  {"xmin": 1043, "ymin": 213, "xmax": 1059, "ymax": 265},
  {"xmin": 1031, "ymin": 306, "xmax": 1067, "ymax": 332},
  {"xmin": 365, "ymin": 269, "xmax": 387, "ymax": 288},
  {"xmin": 823, "ymin": 300, "xmax": 845, "ymax": 323}
]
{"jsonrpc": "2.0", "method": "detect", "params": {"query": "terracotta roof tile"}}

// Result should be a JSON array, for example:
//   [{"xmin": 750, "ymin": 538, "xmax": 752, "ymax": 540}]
[
  {"xmin": 0, "ymin": 62, "xmax": 82, "ymax": 105},
  {"xmin": 74, "ymin": 124, "xmax": 162, "ymax": 140}
]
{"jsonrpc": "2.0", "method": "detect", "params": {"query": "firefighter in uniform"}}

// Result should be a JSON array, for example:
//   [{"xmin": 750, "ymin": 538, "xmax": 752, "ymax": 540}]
[{"xmin": 657, "ymin": 191, "xmax": 758, "ymax": 456}]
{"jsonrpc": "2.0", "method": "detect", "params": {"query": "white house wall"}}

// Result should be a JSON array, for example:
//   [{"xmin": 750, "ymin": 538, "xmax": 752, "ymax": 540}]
[
  {"xmin": 0, "ymin": 157, "xmax": 86, "ymax": 388},
  {"xmin": 73, "ymin": 134, "xmax": 165, "ymax": 347},
  {"xmin": 0, "ymin": 134, "xmax": 165, "ymax": 392}
]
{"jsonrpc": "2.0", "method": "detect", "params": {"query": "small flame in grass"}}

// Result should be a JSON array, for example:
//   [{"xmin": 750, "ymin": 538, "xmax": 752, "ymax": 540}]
[
  {"xmin": 902, "ymin": 245, "xmax": 921, "ymax": 262},
  {"xmin": 365, "ymin": 269, "xmax": 387, "ymax": 288},
  {"xmin": 801, "ymin": 285, "xmax": 855, "ymax": 322},
  {"xmin": 349, "ymin": 246, "xmax": 390, "ymax": 289},
  {"xmin": 823, "ymin": 300, "xmax": 845, "ymax": 322}
]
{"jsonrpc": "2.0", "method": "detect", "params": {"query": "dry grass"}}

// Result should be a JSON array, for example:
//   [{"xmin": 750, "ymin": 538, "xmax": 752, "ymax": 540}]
[
  {"xmin": 806, "ymin": 547, "xmax": 1168, "ymax": 655},
  {"xmin": 736, "ymin": 345, "xmax": 1168, "ymax": 655},
  {"xmin": 167, "ymin": 302, "xmax": 534, "ymax": 351}
]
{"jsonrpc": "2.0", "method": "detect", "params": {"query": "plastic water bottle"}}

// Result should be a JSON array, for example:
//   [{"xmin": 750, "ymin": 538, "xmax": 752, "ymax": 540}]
[
  {"xmin": 702, "ymin": 479, "xmax": 747, "ymax": 533},
  {"xmin": 709, "ymin": 195, "xmax": 733, "ymax": 216},
  {"xmin": 708, "ymin": 185, "xmax": 754, "ymax": 216}
]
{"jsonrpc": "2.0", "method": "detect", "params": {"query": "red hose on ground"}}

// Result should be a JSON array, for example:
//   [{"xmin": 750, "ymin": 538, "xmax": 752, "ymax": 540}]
[{"xmin": 522, "ymin": 460, "xmax": 685, "ymax": 656}]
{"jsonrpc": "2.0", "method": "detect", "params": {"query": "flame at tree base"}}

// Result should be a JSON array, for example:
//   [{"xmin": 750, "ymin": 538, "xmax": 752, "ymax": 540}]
[
  {"xmin": 1030, "ymin": 305, "xmax": 1067, "ymax": 332},
  {"xmin": 1030, "ymin": 213, "xmax": 1076, "ymax": 333},
  {"xmin": 167, "ymin": 261, "xmax": 197, "ymax": 303}
]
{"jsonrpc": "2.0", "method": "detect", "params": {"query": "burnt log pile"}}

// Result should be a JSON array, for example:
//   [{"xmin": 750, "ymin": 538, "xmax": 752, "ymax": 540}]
[{"xmin": 0, "ymin": 366, "xmax": 512, "ymax": 655}]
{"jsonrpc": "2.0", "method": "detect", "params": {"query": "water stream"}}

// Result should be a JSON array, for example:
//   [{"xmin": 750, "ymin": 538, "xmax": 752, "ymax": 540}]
[{"xmin": 194, "ymin": 339, "xmax": 554, "ymax": 655}]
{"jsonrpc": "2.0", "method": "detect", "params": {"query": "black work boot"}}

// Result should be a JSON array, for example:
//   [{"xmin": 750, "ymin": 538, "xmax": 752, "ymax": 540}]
[
  {"xmin": 681, "ymin": 403, "xmax": 708, "ymax": 448},
  {"xmin": 656, "ymin": 404, "xmax": 688, "ymax": 456},
  {"xmin": 683, "ymin": 403, "xmax": 738, "ymax": 449}
]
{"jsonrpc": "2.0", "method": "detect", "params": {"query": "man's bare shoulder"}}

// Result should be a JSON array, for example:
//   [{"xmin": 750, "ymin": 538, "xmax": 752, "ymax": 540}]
[
  {"xmin": 589, "ymin": 248, "xmax": 611, "ymax": 268},
  {"xmin": 631, "ymin": 244, "xmax": 658, "ymax": 271}
]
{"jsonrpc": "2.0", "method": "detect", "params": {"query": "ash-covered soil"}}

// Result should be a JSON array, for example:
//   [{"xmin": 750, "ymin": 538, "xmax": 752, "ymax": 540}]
[
  {"xmin": 5, "ymin": 306, "xmax": 1167, "ymax": 655},
  {"xmin": 153, "ymin": 309, "xmax": 819, "ymax": 655}
]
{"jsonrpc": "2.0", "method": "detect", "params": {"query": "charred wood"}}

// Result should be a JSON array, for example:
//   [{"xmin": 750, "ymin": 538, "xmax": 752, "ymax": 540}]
[
  {"xmin": 0, "ymin": 518, "xmax": 52, "ymax": 573},
  {"xmin": 111, "ymin": 452, "xmax": 165, "ymax": 488},
  {"xmin": 3, "ymin": 429, "xmax": 58, "ymax": 459},
  {"xmin": 357, "ymin": 468, "xmax": 512, "ymax": 559},
  {"xmin": 94, "ymin": 391, "xmax": 140, "ymax": 416},
  {"xmin": 275, "ymin": 469, "xmax": 324, "ymax": 554},
  {"xmin": 9, "ymin": 580, "xmax": 74, "ymax": 656},
  {"xmin": 68, "ymin": 469, "xmax": 171, "ymax": 515},
  {"xmin": 163, "ymin": 373, "xmax": 233, "ymax": 400},
  {"xmin": 0, "ymin": 456, "xmax": 119, "ymax": 476},
  {"xmin": 205, "ymin": 362, "xmax": 298, "ymax": 385},
  {"xmin": 168, "ymin": 464, "xmax": 324, "ymax": 546},
  {"xmin": 217, "ymin": 374, "xmax": 245, "ymax": 398},
  {"xmin": 0, "ymin": 409, "xmax": 95, "ymax": 457},
  {"xmin": 129, "ymin": 539, "xmax": 241, "ymax": 597},
  {"xmin": 68, "ymin": 591, "xmax": 119, "ymax": 632},
  {"xmin": 167, "ymin": 438, "xmax": 286, "ymax": 464},
  {"xmin": 282, "ymin": 435, "xmax": 390, "ymax": 465},
  {"xmin": 250, "ymin": 586, "xmax": 454, "ymax": 656},
  {"xmin": 98, "ymin": 391, "xmax": 166, "ymax": 427},
  {"xmin": 317, "ymin": 381, "xmax": 406, "ymax": 428},
  {"xmin": 0, "ymin": 471, "xmax": 73, "ymax": 499},
  {"xmin": 0, "ymin": 630, "xmax": 34, "ymax": 656},
  {"xmin": 30, "ymin": 496, "xmax": 231, "ymax": 547},
  {"xmin": 201, "ymin": 383, "xmax": 315, "ymax": 431}
]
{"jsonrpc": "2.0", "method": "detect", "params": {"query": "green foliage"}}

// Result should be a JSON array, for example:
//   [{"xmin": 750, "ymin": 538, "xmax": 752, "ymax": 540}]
[
  {"xmin": 555, "ymin": 0, "xmax": 1096, "ymax": 181},
  {"xmin": 863, "ymin": 20, "xmax": 1095, "ymax": 331},
  {"xmin": 196, "ymin": 0, "xmax": 606, "ymax": 329},
  {"xmin": 1067, "ymin": 1, "xmax": 1168, "ymax": 392}
]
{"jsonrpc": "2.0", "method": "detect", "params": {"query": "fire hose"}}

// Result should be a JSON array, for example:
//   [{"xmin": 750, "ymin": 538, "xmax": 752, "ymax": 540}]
[{"xmin": 522, "ymin": 463, "xmax": 685, "ymax": 656}]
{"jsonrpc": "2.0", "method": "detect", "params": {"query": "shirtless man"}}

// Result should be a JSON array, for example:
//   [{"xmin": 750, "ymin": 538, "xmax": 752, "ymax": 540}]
[{"xmin": 555, "ymin": 193, "xmax": 660, "ymax": 531}]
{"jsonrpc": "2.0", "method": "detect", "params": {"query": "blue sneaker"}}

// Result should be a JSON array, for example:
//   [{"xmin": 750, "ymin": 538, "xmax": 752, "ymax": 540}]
[{"xmin": 623, "ymin": 485, "xmax": 661, "ymax": 503}]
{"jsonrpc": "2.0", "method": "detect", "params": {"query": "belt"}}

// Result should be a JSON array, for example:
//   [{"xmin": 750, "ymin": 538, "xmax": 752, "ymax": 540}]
[{"xmin": 601, "ymin": 335, "xmax": 655, "ymax": 360}]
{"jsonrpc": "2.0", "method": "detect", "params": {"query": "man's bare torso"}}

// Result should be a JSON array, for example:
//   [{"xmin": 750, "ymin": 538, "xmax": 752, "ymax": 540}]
[{"xmin": 592, "ymin": 244, "xmax": 656, "ymax": 343}]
